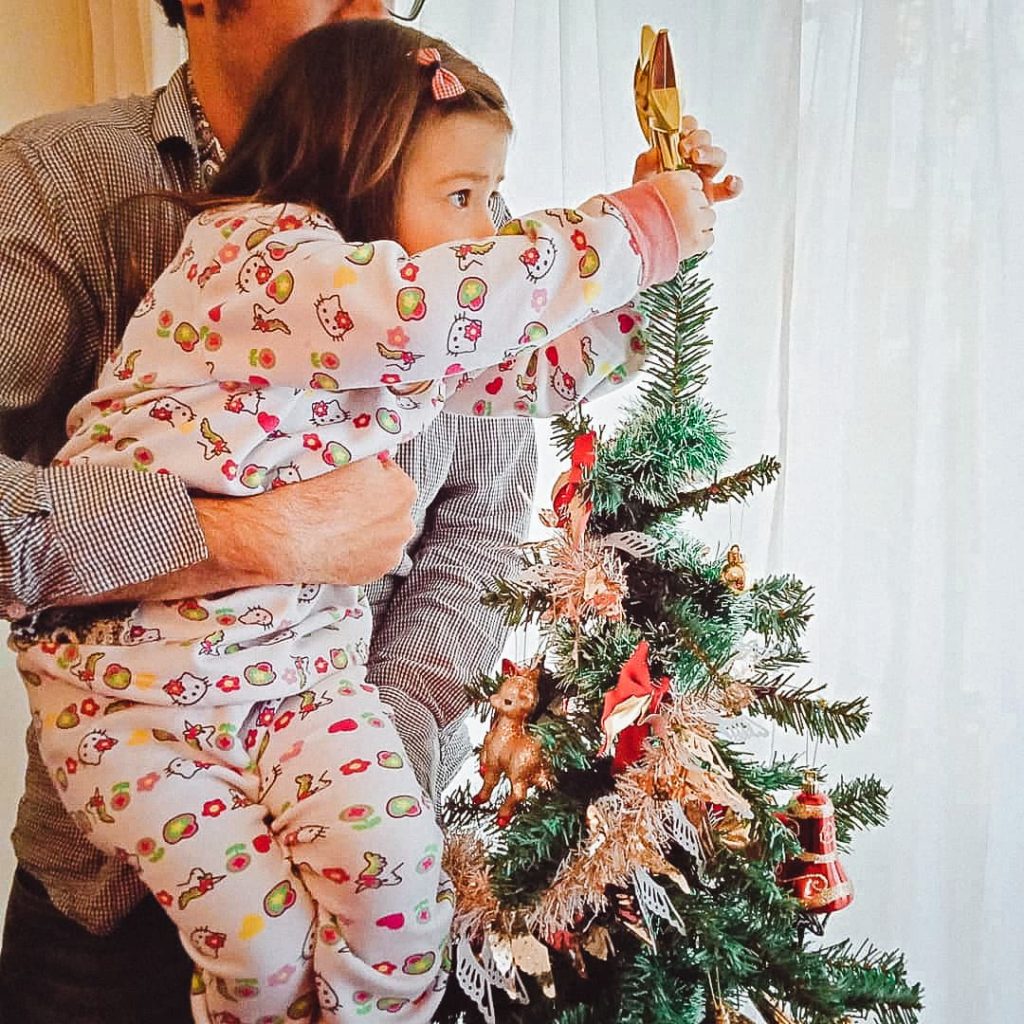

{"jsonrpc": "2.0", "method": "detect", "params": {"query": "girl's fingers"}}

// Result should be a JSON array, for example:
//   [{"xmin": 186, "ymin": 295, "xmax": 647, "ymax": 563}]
[
  {"xmin": 691, "ymin": 144, "xmax": 728, "ymax": 176},
  {"xmin": 706, "ymin": 174, "xmax": 743, "ymax": 204},
  {"xmin": 633, "ymin": 146, "xmax": 660, "ymax": 182},
  {"xmin": 682, "ymin": 128, "xmax": 713, "ymax": 154}
]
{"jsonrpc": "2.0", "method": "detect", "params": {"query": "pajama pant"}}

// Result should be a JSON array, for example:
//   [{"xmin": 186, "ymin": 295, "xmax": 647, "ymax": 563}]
[{"xmin": 26, "ymin": 671, "xmax": 452, "ymax": 1024}]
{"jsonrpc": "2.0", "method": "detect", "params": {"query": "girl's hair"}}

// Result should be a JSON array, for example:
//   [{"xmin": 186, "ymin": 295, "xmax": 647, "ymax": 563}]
[
  {"xmin": 115, "ymin": 18, "xmax": 510, "ymax": 331},
  {"xmin": 207, "ymin": 19, "xmax": 512, "ymax": 240},
  {"xmin": 155, "ymin": 0, "xmax": 184, "ymax": 28}
]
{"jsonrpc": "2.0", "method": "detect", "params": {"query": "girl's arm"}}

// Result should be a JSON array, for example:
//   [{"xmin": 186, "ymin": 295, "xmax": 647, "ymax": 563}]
[
  {"xmin": 443, "ymin": 305, "xmax": 648, "ymax": 418},
  {"xmin": 112, "ymin": 183, "xmax": 679, "ymax": 394}
]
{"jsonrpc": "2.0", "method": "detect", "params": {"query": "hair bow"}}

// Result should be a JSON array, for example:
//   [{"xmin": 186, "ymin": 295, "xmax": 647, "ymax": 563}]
[{"xmin": 416, "ymin": 47, "xmax": 466, "ymax": 101}]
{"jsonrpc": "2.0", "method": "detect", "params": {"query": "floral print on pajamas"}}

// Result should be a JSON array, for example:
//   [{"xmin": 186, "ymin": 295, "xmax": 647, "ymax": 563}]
[{"xmin": 14, "ymin": 181, "xmax": 679, "ymax": 1023}]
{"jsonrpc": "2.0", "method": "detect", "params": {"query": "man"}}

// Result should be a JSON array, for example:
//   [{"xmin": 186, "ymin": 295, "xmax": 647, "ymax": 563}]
[{"xmin": 0, "ymin": 2, "xmax": 537, "ymax": 1020}]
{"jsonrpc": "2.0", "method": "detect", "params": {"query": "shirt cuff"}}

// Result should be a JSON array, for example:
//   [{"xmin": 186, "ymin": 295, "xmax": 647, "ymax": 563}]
[
  {"xmin": 606, "ymin": 179, "xmax": 682, "ymax": 288},
  {"xmin": 377, "ymin": 684, "xmax": 442, "ymax": 801},
  {"xmin": 48, "ymin": 463, "xmax": 208, "ymax": 602}
]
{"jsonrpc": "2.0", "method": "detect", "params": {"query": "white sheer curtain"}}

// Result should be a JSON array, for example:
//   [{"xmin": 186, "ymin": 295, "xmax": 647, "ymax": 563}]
[
  {"xmin": 0, "ymin": 0, "xmax": 182, "ymax": 130},
  {"xmin": 419, "ymin": 2, "xmax": 1023, "ymax": 1020}
]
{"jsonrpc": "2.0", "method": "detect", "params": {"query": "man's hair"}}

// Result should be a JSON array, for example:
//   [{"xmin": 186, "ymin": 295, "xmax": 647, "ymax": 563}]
[
  {"xmin": 207, "ymin": 19, "xmax": 512, "ymax": 241},
  {"xmin": 155, "ymin": 0, "xmax": 249, "ymax": 29},
  {"xmin": 156, "ymin": 0, "xmax": 184, "ymax": 27}
]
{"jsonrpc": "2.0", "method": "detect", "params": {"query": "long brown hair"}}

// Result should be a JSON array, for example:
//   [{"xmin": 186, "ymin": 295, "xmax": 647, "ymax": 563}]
[
  {"xmin": 209, "ymin": 19, "xmax": 511, "ymax": 240},
  {"xmin": 115, "ymin": 19, "xmax": 510, "ymax": 331}
]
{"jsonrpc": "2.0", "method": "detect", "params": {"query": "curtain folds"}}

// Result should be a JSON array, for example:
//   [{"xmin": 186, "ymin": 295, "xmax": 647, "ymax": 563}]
[{"xmin": 419, "ymin": 3, "xmax": 1022, "ymax": 1019}]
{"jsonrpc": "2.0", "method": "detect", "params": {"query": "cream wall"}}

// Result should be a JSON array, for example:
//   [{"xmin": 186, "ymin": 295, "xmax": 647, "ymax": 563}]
[
  {"xmin": 0, "ymin": 0, "xmax": 94, "ymax": 129},
  {"xmin": 0, "ymin": 0, "xmax": 183, "ymax": 132},
  {"xmin": 0, "ymin": 0, "xmax": 183, "ymax": 935}
]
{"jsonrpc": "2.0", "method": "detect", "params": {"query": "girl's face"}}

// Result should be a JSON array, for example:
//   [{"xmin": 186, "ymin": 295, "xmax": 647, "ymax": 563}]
[{"xmin": 394, "ymin": 111, "xmax": 510, "ymax": 254}]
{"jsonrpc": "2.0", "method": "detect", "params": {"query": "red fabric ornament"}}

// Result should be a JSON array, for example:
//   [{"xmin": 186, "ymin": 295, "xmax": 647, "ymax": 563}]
[
  {"xmin": 776, "ymin": 775, "xmax": 854, "ymax": 914},
  {"xmin": 596, "ymin": 640, "xmax": 671, "ymax": 774},
  {"xmin": 551, "ymin": 432, "xmax": 597, "ymax": 543}
]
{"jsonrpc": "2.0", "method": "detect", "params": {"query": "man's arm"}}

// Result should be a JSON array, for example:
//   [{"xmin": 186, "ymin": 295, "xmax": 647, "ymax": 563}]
[
  {"xmin": 0, "ymin": 137, "xmax": 416, "ymax": 616},
  {"xmin": 1, "ymin": 453, "xmax": 417, "ymax": 615},
  {"xmin": 366, "ymin": 414, "xmax": 537, "ymax": 797}
]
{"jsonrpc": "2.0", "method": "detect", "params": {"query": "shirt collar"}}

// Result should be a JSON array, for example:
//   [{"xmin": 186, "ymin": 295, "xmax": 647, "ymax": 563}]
[{"xmin": 152, "ymin": 62, "xmax": 226, "ymax": 188}]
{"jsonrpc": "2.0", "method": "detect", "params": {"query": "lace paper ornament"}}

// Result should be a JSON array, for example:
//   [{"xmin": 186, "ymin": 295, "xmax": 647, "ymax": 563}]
[
  {"xmin": 483, "ymin": 931, "xmax": 529, "ymax": 1003},
  {"xmin": 712, "ymin": 712, "xmax": 769, "ymax": 743},
  {"xmin": 600, "ymin": 530, "xmax": 661, "ymax": 560},
  {"xmin": 665, "ymin": 800, "xmax": 703, "ymax": 860},
  {"xmin": 456, "ymin": 930, "xmax": 497, "ymax": 1024},
  {"xmin": 632, "ymin": 866, "xmax": 687, "ymax": 952}
]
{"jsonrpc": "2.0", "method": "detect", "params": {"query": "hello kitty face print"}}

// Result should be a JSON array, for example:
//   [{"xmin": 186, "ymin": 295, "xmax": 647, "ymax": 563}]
[
  {"xmin": 149, "ymin": 396, "xmax": 195, "ymax": 427},
  {"xmin": 519, "ymin": 235, "xmax": 557, "ymax": 283},
  {"xmin": 446, "ymin": 313, "xmax": 483, "ymax": 355},
  {"xmin": 315, "ymin": 294, "xmax": 354, "ymax": 341},
  {"xmin": 310, "ymin": 399, "xmax": 350, "ymax": 427},
  {"xmin": 163, "ymin": 672, "xmax": 210, "ymax": 706},
  {"xmin": 77, "ymin": 729, "xmax": 117, "ymax": 766}
]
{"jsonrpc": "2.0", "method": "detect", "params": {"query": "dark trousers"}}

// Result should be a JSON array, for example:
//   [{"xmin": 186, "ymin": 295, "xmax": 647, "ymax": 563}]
[{"xmin": 0, "ymin": 867, "xmax": 192, "ymax": 1023}]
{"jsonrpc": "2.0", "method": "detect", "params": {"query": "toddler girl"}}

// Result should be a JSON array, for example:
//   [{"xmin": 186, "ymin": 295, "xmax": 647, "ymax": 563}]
[{"xmin": 14, "ymin": 18, "xmax": 710, "ymax": 1024}]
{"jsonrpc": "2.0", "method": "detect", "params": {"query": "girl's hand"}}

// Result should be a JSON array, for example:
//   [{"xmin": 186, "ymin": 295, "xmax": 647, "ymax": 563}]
[
  {"xmin": 634, "ymin": 114, "xmax": 743, "ymax": 204},
  {"xmin": 647, "ymin": 169, "xmax": 717, "ymax": 258}
]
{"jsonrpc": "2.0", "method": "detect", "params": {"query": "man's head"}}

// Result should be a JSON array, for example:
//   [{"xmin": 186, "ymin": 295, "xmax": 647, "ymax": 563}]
[
  {"xmin": 155, "ymin": 1, "xmax": 387, "ymax": 30},
  {"xmin": 158, "ymin": 1, "xmax": 392, "ymax": 135}
]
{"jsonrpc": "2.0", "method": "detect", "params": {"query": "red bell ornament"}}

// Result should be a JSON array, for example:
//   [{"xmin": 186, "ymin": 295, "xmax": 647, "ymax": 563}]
[{"xmin": 776, "ymin": 774, "xmax": 854, "ymax": 914}]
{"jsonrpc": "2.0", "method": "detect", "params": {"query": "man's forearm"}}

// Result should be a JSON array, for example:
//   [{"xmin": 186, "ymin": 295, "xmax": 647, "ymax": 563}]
[{"xmin": 55, "ymin": 456, "xmax": 419, "ymax": 609}]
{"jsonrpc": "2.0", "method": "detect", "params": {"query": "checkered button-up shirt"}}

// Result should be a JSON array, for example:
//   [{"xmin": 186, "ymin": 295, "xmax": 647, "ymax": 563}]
[{"xmin": 0, "ymin": 65, "xmax": 535, "ymax": 933}]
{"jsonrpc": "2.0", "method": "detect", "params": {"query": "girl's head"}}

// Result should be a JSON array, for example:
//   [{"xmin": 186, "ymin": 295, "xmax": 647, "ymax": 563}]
[{"xmin": 210, "ymin": 19, "xmax": 512, "ymax": 250}]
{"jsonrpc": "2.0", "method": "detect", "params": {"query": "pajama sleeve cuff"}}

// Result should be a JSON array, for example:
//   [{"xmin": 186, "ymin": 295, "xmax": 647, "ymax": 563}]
[{"xmin": 606, "ymin": 178, "xmax": 683, "ymax": 288}]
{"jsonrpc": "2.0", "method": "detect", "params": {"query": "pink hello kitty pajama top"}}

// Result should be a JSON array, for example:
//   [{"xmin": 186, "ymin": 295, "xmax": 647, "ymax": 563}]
[{"xmin": 14, "ymin": 180, "xmax": 681, "ymax": 1024}]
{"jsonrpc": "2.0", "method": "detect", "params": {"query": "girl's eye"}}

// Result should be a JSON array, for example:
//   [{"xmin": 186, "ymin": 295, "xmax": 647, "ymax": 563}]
[{"xmin": 449, "ymin": 189, "xmax": 470, "ymax": 209}]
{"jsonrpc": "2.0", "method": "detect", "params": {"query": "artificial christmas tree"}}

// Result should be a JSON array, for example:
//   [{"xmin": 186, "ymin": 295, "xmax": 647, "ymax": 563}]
[{"xmin": 435, "ymin": 26, "xmax": 922, "ymax": 1024}]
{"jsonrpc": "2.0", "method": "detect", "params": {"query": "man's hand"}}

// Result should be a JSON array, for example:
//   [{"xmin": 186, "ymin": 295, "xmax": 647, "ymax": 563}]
[
  {"xmin": 634, "ymin": 114, "xmax": 743, "ymax": 204},
  {"xmin": 207, "ymin": 453, "xmax": 418, "ymax": 587},
  {"xmin": 64, "ymin": 455, "xmax": 417, "ymax": 606}
]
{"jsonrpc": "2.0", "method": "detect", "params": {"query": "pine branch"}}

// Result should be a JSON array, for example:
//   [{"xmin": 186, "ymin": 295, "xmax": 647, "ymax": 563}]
[
  {"xmin": 532, "ymin": 712, "xmax": 597, "ymax": 773},
  {"xmin": 756, "ymin": 643, "xmax": 810, "ymax": 673},
  {"xmin": 462, "ymin": 670, "xmax": 502, "ymax": 711},
  {"xmin": 480, "ymin": 576, "xmax": 551, "ymax": 628},
  {"xmin": 490, "ymin": 790, "xmax": 588, "ymax": 906},
  {"xmin": 716, "ymin": 745, "xmax": 805, "ymax": 864},
  {"xmin": 670, "ymin": 456, "xmax": 782, "ymax": 519},
  {"xmin": 590, "ymin": 400, "xmax": 731, "ymax": 533},
  {"xmin": 829, "ymin": 776, "xmax": 890, "ymax": 850},
  {"xmin": 750, "ymin": 676, "xmax": 870, "ymax": 745},
  {"xmin": 634, "ymin": 254, "xmax": 715, "ymax": 411},
  {"xmin": 662, "ymin": 599, "xmax": 744, "ymax": 693},
  {"xmin": 747, "ymin": 576, "xmax": 814, "ymax": 646},
  {"xmin": 441, "ymin": 782, "xmax": 500, "ymax": 838},
  {"xmin": 550, "ymin": 406, "xmax": 597, "ymax": 462},
  {"xmin": 814, "ymin": 940, "xmax": 924, "ymax": 1024},
  {"xmin": 624, "ymin": 557, "xmax": 731, "ymax": 625}
]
